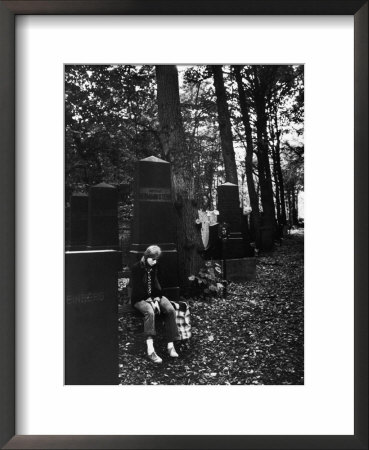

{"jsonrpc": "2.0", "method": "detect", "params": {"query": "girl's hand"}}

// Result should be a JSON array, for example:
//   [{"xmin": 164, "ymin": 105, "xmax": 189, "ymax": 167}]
[{"xmin": 152, "ymin": 300, "xmax": 160, "ymax": 315}]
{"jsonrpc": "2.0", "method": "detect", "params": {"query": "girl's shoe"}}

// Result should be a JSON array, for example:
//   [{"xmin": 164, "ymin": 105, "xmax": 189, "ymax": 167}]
[
  {"xmin": 168, "ymin": 347, "xmax": 179, "ymax": 358},
  {"xmin": 148, "ymin": 351, "xmax": 162, "ymax": 363}
]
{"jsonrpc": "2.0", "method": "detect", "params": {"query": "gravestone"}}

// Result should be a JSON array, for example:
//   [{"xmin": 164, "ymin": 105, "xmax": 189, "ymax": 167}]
[
  {"xmin": 241, "ymin": 213, "xmax": 255, "ymax": 257},
  {"xmin": 260, "ymin": 226, "xmax": 274, "ymax": 251},
  {"xmin": 69, "ymin": 193, "xmax": 88, "ymax": 250},
  {"xmin": 129, "ymin": 156, "xmax": 179, "ymax": 300},
  {"xmin": 65, "ymin": 249, "xmax": 121, "ymax": 385},
  {"xmin": 223, "ymin": 257, "xmax": 256, "ymax": 282},
  {"xmin": 217, "ymin": 182, "xmax": 244, "ymax": 259},
  {"xmin": 88, "ymin": 182, "xmax": 119, "ymax": 249}
]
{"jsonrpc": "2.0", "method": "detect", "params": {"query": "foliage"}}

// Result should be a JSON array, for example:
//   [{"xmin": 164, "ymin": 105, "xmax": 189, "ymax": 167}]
[
  {"xmin": 65, "ymin": 64, "xmax": 160, "ymax": 195},
  {"xmin": 188, "ymin": 261, "xmax": 225, "ymax": 298},
  {"xmin": 65, "ymin": 64, "xmax": 304, "ymax": 215},
  {"xmin": 65, "ymin": 63, "xmax": 305, "ymax": 257}
]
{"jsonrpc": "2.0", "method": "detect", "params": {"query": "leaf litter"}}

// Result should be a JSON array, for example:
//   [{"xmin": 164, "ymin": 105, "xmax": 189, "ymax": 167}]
[{"xmin": 118, "ymin": 231, "xmax": 304, "ymax": 385}]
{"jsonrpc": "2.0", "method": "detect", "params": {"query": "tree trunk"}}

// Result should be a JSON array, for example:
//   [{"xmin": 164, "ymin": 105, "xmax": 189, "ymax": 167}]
[
  {"xmin": 211, "ymin": 65, "xmax": 238, "ymax": 184},
  {"xmin": 287, "ymin": 189, "xmax": 293, "ymax": 225},
  {"xmin": 274, "ymin": 115, "xmax": 287, "ymax": 226},
  {"xmin": 271, "ymin": 143, "xmax": 281, "ymax": 226},
  {"xmin": 233, "ymin": 65, "xmax": 261, "ymax": 247},
  {"xmin": 253, "ymin": 68, "xmax": 276, "ymax": 236},
  {"xmin": 155, "ymin": 65, "xmax": 203, "ymax": 288},
  {"xmin": 292, "ymin": 187, "xmax": 298, "ymax": 225}
]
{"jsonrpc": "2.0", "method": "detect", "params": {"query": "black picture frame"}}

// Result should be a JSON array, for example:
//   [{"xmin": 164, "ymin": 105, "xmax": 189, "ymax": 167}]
[{"xmin": 0, "ymin": 1, "xmax": 367, "ymax": 449}]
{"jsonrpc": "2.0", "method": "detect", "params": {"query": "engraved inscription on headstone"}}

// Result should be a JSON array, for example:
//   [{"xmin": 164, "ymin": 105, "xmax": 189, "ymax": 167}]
[
  {"xmin": 139, "ymin": 187, "xmax": 171, "ymax": 202},
  {"xmin": 66, "ymin": 291, "xmax": 104, "ymax": 305}
]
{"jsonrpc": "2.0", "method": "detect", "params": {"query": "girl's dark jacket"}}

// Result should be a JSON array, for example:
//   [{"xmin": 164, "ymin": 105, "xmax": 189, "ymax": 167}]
[{"xmin": 130, "ymin": 258, "xmax": 163, "ymax": 305}]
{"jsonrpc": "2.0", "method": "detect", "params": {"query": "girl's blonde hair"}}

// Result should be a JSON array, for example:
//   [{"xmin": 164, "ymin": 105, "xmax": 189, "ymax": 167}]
[{"xmin": 144, "ymin": 245, "xmax": 162, "ymax": 259}]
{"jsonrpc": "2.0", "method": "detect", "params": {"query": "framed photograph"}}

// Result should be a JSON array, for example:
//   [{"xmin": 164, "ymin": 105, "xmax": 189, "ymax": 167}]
[{"xmin": 1, "ymin": 1, "xmax": 367, "ymax": 449}]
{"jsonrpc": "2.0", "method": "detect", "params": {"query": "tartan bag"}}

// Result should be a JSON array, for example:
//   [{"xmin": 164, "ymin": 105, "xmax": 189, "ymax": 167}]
[{"xmin": 170, "ymin": 301, "xmax": 192, "ymax": 340}]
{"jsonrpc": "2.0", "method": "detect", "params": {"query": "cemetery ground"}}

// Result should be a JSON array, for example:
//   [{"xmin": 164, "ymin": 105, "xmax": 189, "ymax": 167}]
[{"xmin": 118, "ymin": 229, "xmax": 304, "ymax": 385}]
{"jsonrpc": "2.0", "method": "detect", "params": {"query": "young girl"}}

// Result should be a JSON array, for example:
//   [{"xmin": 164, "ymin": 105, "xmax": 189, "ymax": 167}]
[{"xmin": 130, "ymin": 245, "xmax": 179, "ymax": 363}]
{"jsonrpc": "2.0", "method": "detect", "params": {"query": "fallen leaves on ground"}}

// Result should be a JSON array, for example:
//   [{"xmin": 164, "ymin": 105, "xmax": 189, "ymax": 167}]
[{"xmin": 118, "ymin": 230, "xmax": 304, "ymax": 385}]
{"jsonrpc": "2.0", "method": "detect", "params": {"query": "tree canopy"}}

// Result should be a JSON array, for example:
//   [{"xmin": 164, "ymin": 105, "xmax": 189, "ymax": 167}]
[{"xmin": 65, "ymin": 64, "xmax": 304, "ymax": 252}]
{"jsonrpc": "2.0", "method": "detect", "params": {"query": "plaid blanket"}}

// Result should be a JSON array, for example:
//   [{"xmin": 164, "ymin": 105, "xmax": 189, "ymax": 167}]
[{"xmin": 170, "ymin": 301, "xmax": 192, "ymax": 340}]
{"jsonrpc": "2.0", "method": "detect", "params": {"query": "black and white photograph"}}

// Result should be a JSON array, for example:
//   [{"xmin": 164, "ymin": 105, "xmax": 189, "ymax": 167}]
[
  {"xmin": 65, "ymin": 64, "xmax": 304, "ymax": 386},
  {"xmin": 1, "ymin": 0, "xmax": 367, "ymax": 445}
]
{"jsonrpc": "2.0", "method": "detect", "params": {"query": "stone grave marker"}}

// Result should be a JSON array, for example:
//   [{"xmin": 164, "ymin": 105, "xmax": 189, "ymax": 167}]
[
  {"xmin": 259, "ymin": 212, "xmax": 274, "ymax": 251},
  {"xmin": 241, "ymin": 213, "xmax": 255, "ymax": 257},
  {"xmin": 65, "ymin": 249, "xmax": 121, "ymax": 385},
  {"xmin": 217, "ymin": 182, "xmax": 244, "ymax": 259},
  {"xmin": 130, "ymin": 156, "xmax": 179, "ymax": 301},
  {"xmin": 69, "ymin": 193, "xmax": 88, "ymax": 250},
  {"xmin": 88, "ymin": 182, "xmax": 119, "ymax": 249},
  {"xmin": 260, "ymin": 225, "xmax": 274, "ymax": 251},
  {"xmin": 216, "ymin": 182, "xmax": 256, "ymax": 281},
  {"xmin": 225, "ymin": 257, "xmax": 256, "ymax": 282}
]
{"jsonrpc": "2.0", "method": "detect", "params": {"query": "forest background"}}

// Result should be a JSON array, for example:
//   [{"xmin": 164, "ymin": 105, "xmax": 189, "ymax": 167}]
[{"xmin": 65, "ymin": 64, "xmax": 304, "ymax": 285}]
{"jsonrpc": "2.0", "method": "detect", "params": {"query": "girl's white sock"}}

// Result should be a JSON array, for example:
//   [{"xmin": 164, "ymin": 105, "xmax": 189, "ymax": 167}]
[
  {"xmin": 167, "ymin": 342, "xmax": 174, "ymax": 350},
  {"xmin": 147, "ymin": 338, "xmax": 154, "ymax": 354}
]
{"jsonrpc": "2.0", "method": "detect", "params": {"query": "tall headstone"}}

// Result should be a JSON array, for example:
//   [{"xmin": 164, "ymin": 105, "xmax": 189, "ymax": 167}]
[
  {"xmin": 130, "ymin": 156, "xmax": 179, "ymax": 300},
  {"xmin": 69, "ymin": 193, "xmax": 88, "ymax": 250},
  {"xmin": 217, "ymin": 182, "xmax": 244, "ymax": 259},
  {"xmin": 88, "ymin": 182, "xmax": 119, "ymax": 249},
  {"xmin": 65, "ymin": 249, "xmax": 121, "ymax": 385},
  {"xmin": 259, "ymin": 213, "xmax": 274, "ymax": 251},
  {"xmin": 241, "ymin": 213, "xmax": 255, "ymax": 257},
  {"xmin": 260, "ymin": 225, "xmax": 274, "ymax": 251}
]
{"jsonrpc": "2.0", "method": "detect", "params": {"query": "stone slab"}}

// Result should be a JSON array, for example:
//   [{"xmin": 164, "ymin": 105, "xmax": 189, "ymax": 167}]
[
  {"xmin": 65, "ymin": 250, "xmax": 121, "ymax": 385},
  {"xmin": 88, "ymin": 183, "xmax": 119, "ymax": 249},
  {"xmin": 217, "ymin": 183, "xmax": 242, "ymax": 233},
  {"xmin": 131, "ymin": 157, "xmax": 176, "ymax": 245},
  {"xmin": 221, "ymin": 235, "xmax": 245, "ymax": 259},
  {"xmin": 260, "ymin": 226, "xmax": 274, "ymax": 251},
  {"xmin": 222, "ymin": 257, "xmax": 256, "ymax": 282},
  {"xmin": 70, "ymin": 193, "xmax": 88, "ymax": 249}
]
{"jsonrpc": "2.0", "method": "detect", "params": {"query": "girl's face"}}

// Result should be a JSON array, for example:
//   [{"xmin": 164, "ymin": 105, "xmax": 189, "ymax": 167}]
[{"xmin": 146, "ymin": 257, "xmax": 158, "ymax": 266}]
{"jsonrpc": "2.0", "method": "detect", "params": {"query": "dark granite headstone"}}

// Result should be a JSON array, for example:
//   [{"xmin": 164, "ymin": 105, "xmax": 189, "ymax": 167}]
[
  {"xmin": 241, "ymin": 213, "xmax": 255, "ymax": 257},
  {"xmin": 69, "ymin": 193, "xmax": 88, "ymax": 250},
  {"xmin": 88, "ymin": 182, "xmax": 119, "ymax": 249},
  {"xmin": 249, "ymin": 211, "xmax": 256, "ymax": 242},
  {"xmin": 217, "ymin": 183, "xmax": 244, "ymax": 259},
  {"xmin": 65, "ymin": 250, "xmax": 121, "ymax": 385},
  {"xmin": 260, "ymin": 226, "xmax": 274, "ymax": 251},
  {"xmin": 217, "ymin": 183, "xmax": 242, "ymax": 232},
  {"xmin": 130, "ymin": 156, "xmax": 179, "ymax": 299}
]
